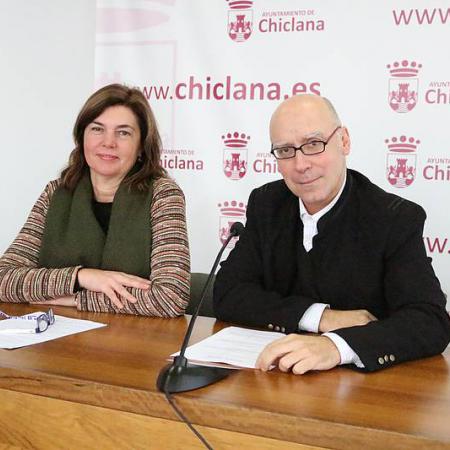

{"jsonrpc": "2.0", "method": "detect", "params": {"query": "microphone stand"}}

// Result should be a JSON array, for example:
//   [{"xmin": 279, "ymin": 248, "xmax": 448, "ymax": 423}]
[{"xmin": 156, "ymin": 223, "xmax": 243, "ymax": 393}]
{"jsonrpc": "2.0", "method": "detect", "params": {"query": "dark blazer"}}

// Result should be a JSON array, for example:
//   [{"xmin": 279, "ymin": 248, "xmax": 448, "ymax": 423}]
[{"xmin": 213, "ymin": 169, "xmax": 450, "ymax": 371}]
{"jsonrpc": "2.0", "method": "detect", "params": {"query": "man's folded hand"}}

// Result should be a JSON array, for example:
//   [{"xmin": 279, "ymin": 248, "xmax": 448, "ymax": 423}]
[
  {"xmin": 319, "ymin": 309, "xmax": 377, "ymax": 333},
  {"xmin": 256, "ymin": 334, "xmax": 341, "ymax": 375}
]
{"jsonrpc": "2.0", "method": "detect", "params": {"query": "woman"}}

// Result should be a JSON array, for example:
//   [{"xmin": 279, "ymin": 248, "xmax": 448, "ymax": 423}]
[{"xmin": 0, "ymin": 84, "xmax": 190, "ymax": 317}]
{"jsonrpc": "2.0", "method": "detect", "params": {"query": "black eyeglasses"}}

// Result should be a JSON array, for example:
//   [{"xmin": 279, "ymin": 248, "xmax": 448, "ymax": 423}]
[
  {"xmin": 0, "ymin": 309, "xmax": 55, "ymax": 334},
  {"xmin": 271, "ymin": 126, "xmax": 341, "ymax": 160}
]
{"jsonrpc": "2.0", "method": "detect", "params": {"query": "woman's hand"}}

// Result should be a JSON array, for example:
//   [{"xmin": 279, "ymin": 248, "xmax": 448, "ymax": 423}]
[
  {"xmin": 77, "ymin": 269, "xmax": 151, "ymax": 309},
  {"xmin": 33, "ymin": 296, "xmax": 77, "ymax": 307}
]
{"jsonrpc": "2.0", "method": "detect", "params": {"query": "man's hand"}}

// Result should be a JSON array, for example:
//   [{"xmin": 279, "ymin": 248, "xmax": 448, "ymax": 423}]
[
  {"xmin": 319, "ymin": 309, "xmax": 377, "ymax": 333},
  {"xmin": 256, "ymin": 334, "xmax": 341, "ymax": 375},
  {"xmin": 77, "ymin": 269, "xmax": 151, "ymax": 309}
]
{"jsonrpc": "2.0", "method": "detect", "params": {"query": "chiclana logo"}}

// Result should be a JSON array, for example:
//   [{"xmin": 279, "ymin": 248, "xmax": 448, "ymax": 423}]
[
  {"xmin": 386, "ymin": 135, "xmax": 419, "ymax": 188},
  {"xmin": 226, "ymin": 0, "xmax": 253, "ymax": 42},
  {"xmin": 387, "ymin": 60, "xmax": 422, "ymax": 113},
  {"xmin": 218, "ymin": 201, "xmax": 246, "ymax": 248},
  {"xmin": 222, "ymin": 131, "xmax": 250, "ymax": 180},
  {"xmin": 161, "ymin": 147, "xmax": 204, "ymax": 171}
]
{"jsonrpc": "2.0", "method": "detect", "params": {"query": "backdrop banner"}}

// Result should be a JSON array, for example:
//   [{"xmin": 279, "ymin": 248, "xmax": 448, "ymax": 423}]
[{"xmin": 95, "ymin": 0, "xmax": 450, "ymax": 300}]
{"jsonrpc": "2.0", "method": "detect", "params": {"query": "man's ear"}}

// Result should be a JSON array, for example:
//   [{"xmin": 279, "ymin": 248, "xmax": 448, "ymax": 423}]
[{"xmin": 340, "ymin": 127, "xmax": 351, "ymax": 156}]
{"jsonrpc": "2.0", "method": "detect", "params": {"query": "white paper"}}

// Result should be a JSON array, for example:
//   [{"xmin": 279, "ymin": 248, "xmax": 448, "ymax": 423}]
[
  {"xmin": 172, "ymin": 326, "xmax": 284, "ymax": 369},
  {"xmin": 0, "ymin": 312, "xmax": 106, "ymax": 349}
]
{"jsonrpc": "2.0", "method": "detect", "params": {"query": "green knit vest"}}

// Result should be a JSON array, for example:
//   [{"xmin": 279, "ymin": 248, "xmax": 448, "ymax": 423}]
[{"xmin": 39, "ymin": 171, "xmax": 153, "ymax": 278}]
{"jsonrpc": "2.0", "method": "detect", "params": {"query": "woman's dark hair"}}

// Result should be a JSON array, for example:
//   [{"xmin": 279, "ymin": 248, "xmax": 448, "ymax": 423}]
[{"xmin": 61, "ymin": 83, "xmax": 166, "ymax": 191}]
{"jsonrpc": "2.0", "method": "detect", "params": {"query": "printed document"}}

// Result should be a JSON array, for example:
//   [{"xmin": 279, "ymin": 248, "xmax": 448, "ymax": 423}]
[
  {"xmin": 172, "ymin": 326, "xmax": 284, "ymax": 369},
  {"xmin": 0, "ymin": 313, "xmax": 106, "ymax": 349}
]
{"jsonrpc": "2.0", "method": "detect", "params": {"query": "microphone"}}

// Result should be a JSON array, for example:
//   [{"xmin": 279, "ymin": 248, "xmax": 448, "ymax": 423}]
[{"xmin": 156, "ymin": 221, "xmax": 244, "ymax": 393}]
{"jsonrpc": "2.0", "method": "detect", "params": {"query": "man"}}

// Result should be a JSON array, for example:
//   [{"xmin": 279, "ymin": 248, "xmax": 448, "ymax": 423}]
[{"xmin": 213, "ymin": 95, "xmax": 450, "ymax": 374}]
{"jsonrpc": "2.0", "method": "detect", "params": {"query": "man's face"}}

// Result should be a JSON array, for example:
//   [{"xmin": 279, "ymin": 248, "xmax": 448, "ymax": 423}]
[{"xmin": 270, "ymin": 98, "xmax": 350, "ymax": 215}]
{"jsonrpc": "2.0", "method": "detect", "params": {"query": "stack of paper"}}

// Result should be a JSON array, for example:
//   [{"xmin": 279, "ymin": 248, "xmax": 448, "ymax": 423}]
[{"xmin": 172, "ymin": 326, "xmax": 284, "ymax": 369}]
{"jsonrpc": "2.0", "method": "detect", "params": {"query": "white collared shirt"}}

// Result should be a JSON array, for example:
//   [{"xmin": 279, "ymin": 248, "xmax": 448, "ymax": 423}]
[
  {"xmin": 297, "ymin": 173, "xmax": 364, "ymax": 368},
  {"xmin": 298, "ymin": 173, "xmax": 346, "ymax": 252}
]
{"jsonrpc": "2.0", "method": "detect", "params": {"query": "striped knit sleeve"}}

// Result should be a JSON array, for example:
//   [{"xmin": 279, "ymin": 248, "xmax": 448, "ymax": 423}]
[
  {"xmin": 0, "ymin": 181, "xmax": 80, "ymax": 303},
  {"xmin": 77, "ymin": 177, "xmax": 191, "ymax": 317}
]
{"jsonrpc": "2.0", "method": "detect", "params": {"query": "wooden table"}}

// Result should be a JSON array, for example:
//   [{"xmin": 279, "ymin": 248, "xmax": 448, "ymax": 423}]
[{"xmin": 0, "ymin": 304, "xmax": 449, "ymax": 450}]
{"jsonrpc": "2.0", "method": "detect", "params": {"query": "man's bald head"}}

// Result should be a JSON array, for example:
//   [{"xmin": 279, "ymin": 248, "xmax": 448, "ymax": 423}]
[{"xmin": 270, "ymin": 95, "xmax": 341, "ymax": 140}]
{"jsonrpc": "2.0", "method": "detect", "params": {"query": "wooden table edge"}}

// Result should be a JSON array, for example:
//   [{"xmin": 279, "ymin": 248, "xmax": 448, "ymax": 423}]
[{"xmin": 0, "ymin": 366, "xmax": 447, "ymax": 450}]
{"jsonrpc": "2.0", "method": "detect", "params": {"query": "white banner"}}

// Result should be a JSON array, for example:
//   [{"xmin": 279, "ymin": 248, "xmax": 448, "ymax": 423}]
[{"xmin": 95, "ymin": 0, "xmax": 450, "ymax": 300}]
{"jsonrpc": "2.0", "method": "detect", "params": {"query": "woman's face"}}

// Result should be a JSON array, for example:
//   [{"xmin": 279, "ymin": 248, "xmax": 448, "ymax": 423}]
[{"xmin": 83, "ymin": 105, "xmax": 141, "ymax": 182}]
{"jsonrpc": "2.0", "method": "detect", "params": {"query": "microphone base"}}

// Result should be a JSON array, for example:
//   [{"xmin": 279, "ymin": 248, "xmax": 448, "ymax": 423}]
[{"xmin": 156, "ymin": 361, "xmax": 231, "ymax": 393}]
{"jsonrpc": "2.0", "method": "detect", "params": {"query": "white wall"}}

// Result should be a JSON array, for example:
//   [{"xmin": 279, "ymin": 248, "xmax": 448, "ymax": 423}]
[
  {"xmin": 0, "ymin": 0, "xmax": 96, "ymax": 253},
  {"xmin": 1, "ymin": 2, "xmax": 448, "ymax": 305}
]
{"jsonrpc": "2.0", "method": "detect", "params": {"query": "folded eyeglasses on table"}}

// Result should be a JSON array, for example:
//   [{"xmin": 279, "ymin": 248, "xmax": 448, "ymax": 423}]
[{"xmin": 0, "ymin": 309, "xmax": 55, "ymax": 334}]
